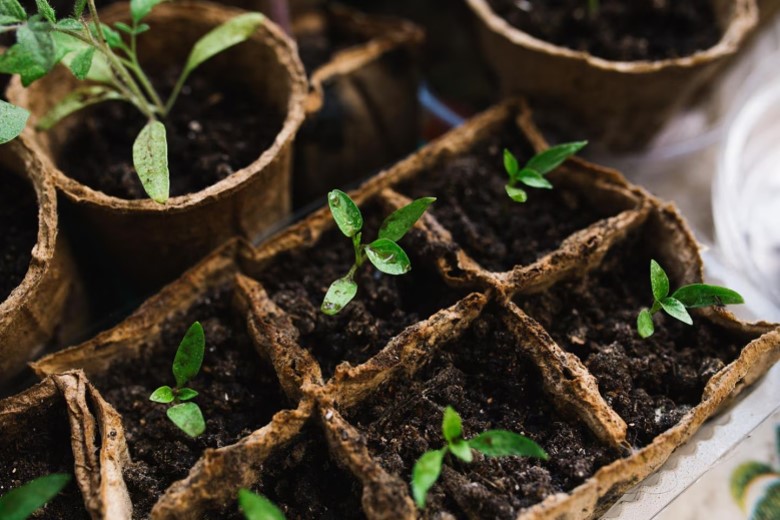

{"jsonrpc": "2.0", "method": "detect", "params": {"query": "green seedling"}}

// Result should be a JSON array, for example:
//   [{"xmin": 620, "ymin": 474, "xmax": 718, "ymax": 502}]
[
  {"xmin": 411, "ymin": 406, "xmax": 547, "ymax": 509},
  {"xmin": 502, "ymin": 141, "xmax": 587, "ymax": 203},
  {"xmin": 238, "ymin": 489, "xmax": 285, "ymax": 520},
  {"xmin": 0, "ymin": 473, "xmax": 71, "ymax": 520},
  {"xmin": 0, "ymin": 0, "xmax": 265, "ymax": 203},
  {"xmin": 149, "ymin": 321, "xmax": 206, "ymax": 437},
  {"xmin": 321, "ymin": 189, "xmax": 435, "ymax": 315},
  {"xmin": 637, "ymin": 259, "xmax": 744, "ymax": 338}
]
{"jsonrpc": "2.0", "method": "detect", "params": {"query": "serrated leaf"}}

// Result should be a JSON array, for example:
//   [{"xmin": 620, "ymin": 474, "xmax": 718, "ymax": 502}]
[
  {"xmin": 671, "ymin": 284, "xmax": 744, "ymax": 309},
  {"xmin": 321, "ymin": 276, "xmax": 357, "ymax": 316},
  {"xmin": 0, "ymin": 20, "xmax": 57, "ymax": 86},
  {"xmin": 172, "ymin": 321, "xmax": 205, "ymax": 388},
  {"xmin": 637, "ymin": 309, "xmax": 654, "ymax": 339},
  {"xmin": 449, "ymin": 439, "xmax": 473, "ymax": 463},
  {"xmin": 505, "ymin": 184, "xmax": 527, "ymax": 203},
  {"xmin": 0, "ymin": 473, "xmax": 71, "ymax": 520},
  {"xmin": 238, "ymin": 489, "xmax": 286, "ymax": 520},
  {"xmin": 130, "ymin": 0, "xmax": 164, "ymax": 24},
  {"xmin": 132, "ymin": 120, "xmax": 169, "ymax": 203},
  {"xmin": 441, "ymin": 406, "xmax": 462, "ymax": 444},
  {"xmin": 411, "ymin": 449, "xmax": 444, "ymax": 509},
  {"xmin": 167, "ymin": 402, "xmax": 205, "ymax": 437},
  {"xmin": 0, "ymin": 100, "xmax": 29, "ymax": 144},
  {"xmin": 660, "ymin": 297, "xmax": 693, "ymax": 325},
  {"xmin": 149, "ymin": 385, "xmax": 175, "ymax": 403},
  {"xmin": 35, "ymin": 0, "xmax": 55, "ymax": 23},
  {"xmin": 67, "ymin": 46, "xmax": 94, "ymax": 80},
  {"xmin": 0, "ymin": 0, "xmax": 26, "ymax": 23},
  {"xmin": 650, "ymin": 259, "xmax": 670, "ymax": 301},
  {"xmin": 327, "ymin": 189, "xmax": 362, "ymax": 237},
  {"xmin": 177, "ymin": 388, "xmax": 198, "ymax": 401},
  {"xmin": 503, "ymin": 148, "xmax": 519, "ymax": 178},
  {"xmin": 468, "ymin": 430, "xmax": 548, "ymax": 459},
  {"xmin": 517, "ymin": 168, "xmax": 553, "ymax": 189},
  {"xmin": 365, "ymin": 238, "xmax": 411, "ymax": 275},
  {"xmin": 526, "ymin": 141, "xmax": 587, "ymax": 175},
  {"xmin": 378, "ymin": 196, "xmax": 435, "ymax": 242}
]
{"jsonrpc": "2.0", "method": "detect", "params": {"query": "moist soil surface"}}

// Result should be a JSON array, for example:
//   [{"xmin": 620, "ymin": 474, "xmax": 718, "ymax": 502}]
[
  {"xmin": 347, "ymin": 309, "xmax": 619, "ymax": 519},
  {"xmin": 398, "ymin": 127, "xmax": 610, "ymax": 273},
  {"xmin": 91, "ymin": 286, "xmax": 289, "ymax": 519},
  {"xmin": 486, "ymin": 0, "xmax": 722, "ymax": 62},
  {"xmin": 253, "ymin": 203, "xmax": 466, "ymax": 378},
  {"xmin": 0, "ymin": 400, "xmax": 89, "ymax": 519},
  {"xmin": 58, "ymin": 72, "xmax": 283, "ymax": 200},
  {"xmin": 0, "ymin": 170, "xmax": 38, "ymax": 302},
  {"xmin": 516, "ymin": 230, "xmax": 749, "ymax": 447}
]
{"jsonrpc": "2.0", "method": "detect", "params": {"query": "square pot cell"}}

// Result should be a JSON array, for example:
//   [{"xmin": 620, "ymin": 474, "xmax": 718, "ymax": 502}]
[{"xmin": 344, "ymin": 307, "xmax": 620, "ymax": 519}]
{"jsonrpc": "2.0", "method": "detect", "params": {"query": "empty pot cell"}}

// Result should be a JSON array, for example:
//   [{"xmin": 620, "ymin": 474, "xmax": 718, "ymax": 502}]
[
  {"xmin": 253, "ymin": 202, "xmax": 466, "ymax": 378},
  {"xmin": 295, "ymin": 8, "xmax": 369, "ymax": 74},
  {"xmin": 89, "ymin": 285, "xmax": 290, "ymax": 519},
  {"xmin": 0, "ymin": 168, "xmax": 38, "ymax": 302},
  {"xmin": 0, "ymin": 396, "xmax": 87, "ymax": 519},
  {"xmin": 515, "ymin": 231, "xmax": 752, "ymax": 447},
  {"xmin": 345, "ymin": 308, "xmax": 618, "ymax": 519},
  {"xmin": 396, "ymin": 123, "xmax": 619, "ymax": 272}
]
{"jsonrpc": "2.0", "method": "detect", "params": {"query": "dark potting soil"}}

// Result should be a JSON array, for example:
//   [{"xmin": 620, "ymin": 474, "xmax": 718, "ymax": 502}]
[
  {"xmin": 347, "ymin": 309, "xmax": 619, "ymax": 518},
  {"xmin": 253, "ymin": 203, "xmax": 466, "ymax": 379},
  {"xmin": 295, "ymin": 11, "xmax": 368, "ymax": 74},
  {"xmin": 516, "ymin": 230, "xmax": 749, "ymax": 447},
  {"xmin": 90, "ymin": 286, "xmax": 290, "ymax": 519},
  {"xmin": 0, "ymin": 169, "xmax": 38, "ymax": 302},
  {"xmin": 486, "ymin": 0, "xmax": 722, "ymax": 62},
  {"xmin": 0, "ymin": 400, "xmax": 89, "ymax": 519},
  {"xmin": 398, "ymin": 127, "xmax": 611, "ymax": 273},
  {"xmin": 58, "ymin": 73, "xmax": 284, "ymax": 200}
]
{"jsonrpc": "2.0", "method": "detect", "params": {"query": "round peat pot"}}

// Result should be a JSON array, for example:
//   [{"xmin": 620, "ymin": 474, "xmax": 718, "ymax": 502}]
[
  {"xmin": 7, "ymin": 1, "xmax": 307, "ymax": 290},
  {"xmin": 0, "ymin": 140, "xmax": 77, "ymax": 382},
  {"xmin": 465, "ymin": 0, "xmax": 758, "ymax": 151}
]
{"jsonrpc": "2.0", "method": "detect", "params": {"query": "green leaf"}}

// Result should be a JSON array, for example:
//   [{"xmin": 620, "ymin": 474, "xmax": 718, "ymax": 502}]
[
  {"xmin": 327, "ymin": 189, "xmax": 362, "ymax": 237},
  {"xmin": 135, "ymin": 23, "xmax": 150, "ymax": 34},
  {"xmin": 321, "ymin": 276, "xmax": 357, "ymax": 316},
  {"xmin": 0, "ymin": 473, "xmax": 71, "ymax": 520},
  {"xmin": 671, "ymin": 284, "xmax": 744, "ymax": 309},
  {"xmin": 468, "ymin": 430, "xmax": 548, "ymax": 459},
  {"xmin": 37, "ymin": 86, "xmax": 122, "ymax": 130},
  {"xmin": 730, "ymin": 461, "xmax": 774, "ymax": 507},
  {"xmin": 503, "ymin": 148, "xmax": 519, "ymax": 178},
  {"xmin": 448, "ymin": 439, "xmax": 473, "ymax": 463},
  {"xmin": 179, "ymin": 12, "xmax": 264, "ymax": 88},
  {"xmin": 0, "ymin": 19, "xmax": 57, "ymax": 86},
  {"xmin": 517, "ymin": 168, "xmax": 553, "ymax": 189},
  {"xmin": 238, "ymin": 489, "xmax": 286, "ymax": 520},
  {"xmin": 526, "ymin": 141, "xmax": 587, "ymax": 175},
  {"xmin": 114, "ymin": 21, "xmax": 134, "ymax": 34},
  {"xmin": 637, "ymin": 309, "xmax": 655, "ymax": 339},
  {"xmin": 73, "ymin": 0, "xmax": 85, "ymax": 17},
  {"xmin": 130, "ymin": 0, "xmax": 164, "ymax": 24},
  {"xmin": 649, "ymin": 259, "xmax": 670, "ymax": 301},
  {"xmin": 660, "ymin": 297, "xmax": 693, "ymax": 325},
  {"xmin": 177, "ymin": 388, "xmax": 198, "ymax": 401},
  {"xmin": 411, "ymin": 449, "xmax": 444, "ymax": 509},
  {"xmin": 505, "ymin": 184, "xmax": 527, "ymax": 203},
  {"xmin": 97, "ymin": 23, "xmax": 124, "ymax": 49},
  {"xmin": 35, "ymin": 0, "xmax": 55, "ymax": 23},
  {"xmin": 441, "ymin": 406, "xmax": 462, "ymax": 444},
  {"xmin": 365, "ymin": 239, "xmax": 411, "ymax": 275},
  {"xmin": 172, "ymin": 321, "xmax": 205, "ymax": 388},
  {"xmin": 167, "ymin": 402, "xmax": 205, "ymax": 437},
  {"xmin": 0, "ymin": 100, "xmax": 29, "ymax": 144},
  {"xmin": 55, "ymin": 17, "xmax": 81, "ymax": 30},
  {"xmin": 132, "ymin": 120, "xmax": 169, "ymax": 203},
  {"xmin": 149, "ymin": 385, "xmax": 175, "ymax": 404},
  {"xmin": 67, "ymin": 46, "xmax": 95, "ymax": 80},
  {"xmin": 378, "ymin": 196, "xmax": 435, "ymax": 242},
  {"xmin": 0, "ymin": 0, "xmax": 26, "ymax": 23}
]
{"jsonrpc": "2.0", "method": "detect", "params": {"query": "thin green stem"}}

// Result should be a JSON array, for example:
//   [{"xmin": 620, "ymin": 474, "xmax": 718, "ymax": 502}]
[
  {"xmin": 162, "ymin": 66, "xmax": 189, "ymax": 116},
  {"xmin": 125, "ymin": 20, "xmax": 165, "ymax": 114}
]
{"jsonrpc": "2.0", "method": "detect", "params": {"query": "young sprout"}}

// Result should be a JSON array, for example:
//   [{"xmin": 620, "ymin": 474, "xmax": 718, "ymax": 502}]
[
  {"xmin": 0, "ymin": 0, "xmax": 265, "ymax": 202},
  {"xmin": 149, "ymin": 321, "xmax": 206, "ymax": 437},
  {"xmin": 503, "ymin": 141, "xmax": 587, "ymax": 203},
  {"xmin": 411, "ymin": 406, "xmax": 547, "ymax": 509},
  {"xmin": 238, "ymin": 489, "xmax": 285, "ymax": 520},
  {"xmin": 636, "ymin": 259, "xmax": 744, "ymax": 338},
  {"xmin": 321, "ymin": 189, "xmax": 436, "ymax": 315},
  {"xmin": 0, "ymin": 473, "xmax": 71, "ymax": 520}
]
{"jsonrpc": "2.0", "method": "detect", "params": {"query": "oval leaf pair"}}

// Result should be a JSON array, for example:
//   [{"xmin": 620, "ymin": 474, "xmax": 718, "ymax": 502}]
[{"xmin": 365, "ymin": 239, "xmax": 410, "ymax": 275}]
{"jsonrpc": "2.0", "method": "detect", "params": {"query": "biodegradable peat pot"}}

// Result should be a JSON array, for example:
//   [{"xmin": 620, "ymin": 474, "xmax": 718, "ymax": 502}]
[
  {"xmin": 465, "ymin": 0, "xmax": 758, "ymax": 150},
  {"xmin": 0, "ymin": 140, "xmax": 80, "ymax": 382},
  {"xmin": 7, "ymin": 1, "xmax": 307, "ymax": 289},
  {"xmin": 32, "ymin": 100, "xmax": 780, "ymax": 518},
  {"xmin": 0, "ymin": 371, "xmax": 131, "ymax": 519}
]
